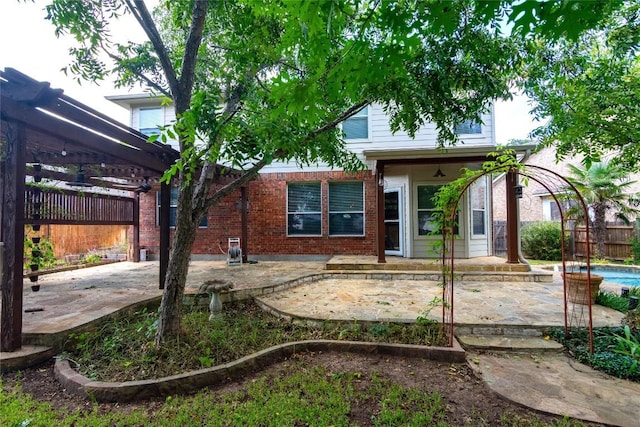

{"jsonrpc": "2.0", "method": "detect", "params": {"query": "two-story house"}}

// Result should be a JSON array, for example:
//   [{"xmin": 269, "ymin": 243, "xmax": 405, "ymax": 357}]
[{"xmin": 108, "ymin": 94, "xmax": 498, "ymax": 261}]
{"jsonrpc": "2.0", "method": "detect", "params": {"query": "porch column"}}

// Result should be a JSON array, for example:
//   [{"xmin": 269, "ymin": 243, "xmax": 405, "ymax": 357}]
[
  {"xmin": 506, "ymin": 169, "xmax": 519, "ymax": 264},
  {"xmin": 241, "ymin": 186, "xmax": 248, "ymax": 263},
  {"xmin": 159, "ymin": 181, "xmax": 171, "ymax": 289},
  {"xmin": 132, "ymin": 193, "xmax": 140, "ymax": 262},
  {"xmin": 1, "ymin": 121, "xmax": 26, "ymax": 352},
  {"xmin": 376, "ymin": 161, "xmax": 386, "ymax": 263}
]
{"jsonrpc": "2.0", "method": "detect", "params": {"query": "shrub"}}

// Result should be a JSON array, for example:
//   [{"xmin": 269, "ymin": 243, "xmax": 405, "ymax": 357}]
[{"xmin": 520, "ymin": 221, "xmax": 566, "ymax": 261}]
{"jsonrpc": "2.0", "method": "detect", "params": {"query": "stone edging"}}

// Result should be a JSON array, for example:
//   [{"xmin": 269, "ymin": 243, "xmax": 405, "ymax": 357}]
[{"xmin": 55, "ymin": 339, "xmax": 466, "ymax": 403}]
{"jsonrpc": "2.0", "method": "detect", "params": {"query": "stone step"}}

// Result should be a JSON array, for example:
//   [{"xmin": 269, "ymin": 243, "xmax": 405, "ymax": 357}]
[
  {"xmin": 456, "ymin": 335, "xmax": 564, "ymax": 353},
  {"xmin": 0, "ymin": 345, "xmax": 56, "ymax": 372}
]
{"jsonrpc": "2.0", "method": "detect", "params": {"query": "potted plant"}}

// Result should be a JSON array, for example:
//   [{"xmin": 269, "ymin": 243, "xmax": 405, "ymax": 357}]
[
  {"xmin": 564, "ymin": 270, "xmax": 604, "ymax": 305},
  {"xmin": 23, "ymin": 234, "xmax": 57, "ymax": 291}
]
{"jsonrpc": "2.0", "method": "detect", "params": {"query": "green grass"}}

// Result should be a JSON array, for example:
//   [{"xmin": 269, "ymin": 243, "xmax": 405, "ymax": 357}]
[
  {"xmin": 1, "ymin": 364, "xmax": 587, "ymax": 427},
  {"xmin": 64, "ymin": 300, "xmax": 446, "ymax": 382}
]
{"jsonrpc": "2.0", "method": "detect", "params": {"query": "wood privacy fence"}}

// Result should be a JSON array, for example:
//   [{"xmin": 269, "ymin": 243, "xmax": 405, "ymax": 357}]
[
  {"xmin": 493, "ymin": 221, "xmax": 638, "ymax": 261},
  {"xmin": 27, "ymin": 224, "xmax": 129, "ymax": 259},
  {"xmin": 23, "ymin": 188, "xmax": 133, "ymax": 258},
  {"xmin": 573, "ymin": 224, "xmax": 636, "ymax": 261}
]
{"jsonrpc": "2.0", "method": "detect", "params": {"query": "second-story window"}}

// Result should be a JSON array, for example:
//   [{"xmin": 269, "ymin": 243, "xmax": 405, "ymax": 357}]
[
  {"xmin": 342, "ymin": 106, "xmax": 369, "ymax": 140},
  {"xmin": 139, "ymin": 107, "xmax": 162, "ymax": 137},
  {"xmin": 454, "ymin": 119, "xmax": 482, "ymax": 135}
]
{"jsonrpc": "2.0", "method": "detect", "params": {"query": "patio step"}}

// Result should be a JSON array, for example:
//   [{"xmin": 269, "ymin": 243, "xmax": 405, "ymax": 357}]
[{"xmin": 456, "ymin": 335, "xmax": 563, "ymax": 354}]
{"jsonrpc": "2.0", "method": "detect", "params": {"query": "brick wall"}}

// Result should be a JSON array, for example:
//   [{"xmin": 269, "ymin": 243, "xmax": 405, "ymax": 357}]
[{"xmin": 135, "ymin": 170, "xmax": 378, "ymax": 258}]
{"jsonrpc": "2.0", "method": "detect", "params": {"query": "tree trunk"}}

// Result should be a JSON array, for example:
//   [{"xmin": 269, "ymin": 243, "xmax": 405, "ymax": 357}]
[
  {"xmin": 593, "ymin": 203, "xmax": 607, "ymax": 260},
  {"xmin": 154, "ymin": 183, "xmax": 198, "ymax": 346}
]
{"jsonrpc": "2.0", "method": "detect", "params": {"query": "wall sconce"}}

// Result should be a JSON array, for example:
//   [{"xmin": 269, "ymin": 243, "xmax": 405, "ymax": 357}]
[
  {"xmin": 378, "ymin": 173, "xmax": 384, "ymax": 187},
  {"xmin": 514, "ymin": 184, "xmax": 523, "ymax": 199},
  {"xmin": 433, "ymin": 166, "xmax": 446, "ymax": 178}
]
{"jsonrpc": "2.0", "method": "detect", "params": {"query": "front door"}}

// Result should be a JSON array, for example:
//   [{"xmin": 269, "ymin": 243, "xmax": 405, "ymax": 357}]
[{"xmin": 384, "ymin": 188, "xmax": 403, "ymax": 256}]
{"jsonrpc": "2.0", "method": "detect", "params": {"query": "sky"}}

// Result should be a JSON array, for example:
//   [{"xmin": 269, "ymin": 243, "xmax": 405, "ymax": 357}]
[{"xmin": 1, "ymin": 0, "xmax": 539, "ymax": 144}]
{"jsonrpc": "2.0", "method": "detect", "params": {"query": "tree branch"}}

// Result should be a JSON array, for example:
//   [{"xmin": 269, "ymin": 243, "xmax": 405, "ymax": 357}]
[
  {"xmin": 127, "ymin": 1, "xmax": 180, "ymax": 97},
  {"xmin": 104, "ymin": 49, "xmax": 172, "ymax": 98},
  {"xmin": 202, "ymin": 159, "xmax": 267, "ymax": 212},
  {"xmin": 178, "ymin": 1, "xmax": 209, "ymax": 108}
]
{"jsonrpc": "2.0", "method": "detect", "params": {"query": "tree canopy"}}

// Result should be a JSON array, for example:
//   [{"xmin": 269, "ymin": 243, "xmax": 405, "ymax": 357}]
[
  {"xmin": 42, "ymin": 0, "xmax": 626, "ymax": 344},
  {"xmin": 523, "ymin": 1, "xmax": 640, "ymax": 170}
]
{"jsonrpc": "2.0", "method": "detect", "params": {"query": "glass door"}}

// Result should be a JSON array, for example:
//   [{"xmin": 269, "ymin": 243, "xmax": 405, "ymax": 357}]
[{"xmin": 384, "ymin": 188, "xmax": 403, "ymax": 256}]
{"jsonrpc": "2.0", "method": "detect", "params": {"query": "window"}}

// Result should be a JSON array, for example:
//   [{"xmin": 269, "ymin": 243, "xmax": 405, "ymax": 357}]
[
  {"xmin": 329, "ymin": 181, "xmax": 364, "ymax": 236},
  {"xmin": 139, "ymin": 107, "xmax": 162, "ymax": 136},
  {"xmin": 470, "ymin": 179, "xmax": 486, "ymax": 236},
  {"xmin": 417, "ymin": 185, "xmax": 458, "ymax": 236},
  {"xmin": 342, "ymin": 106, "xmax": 368, "ymax": 139},
  {"xmin": 287, "ymin": 182, "xmax": 321, "ymax": 236},
  {"xmin": 156, "ymin": 188, "xmax": 207, "ymax": 228},
  {"xmin": 454, "ymin": 119, "xmax": 482, "ymax": 135}
]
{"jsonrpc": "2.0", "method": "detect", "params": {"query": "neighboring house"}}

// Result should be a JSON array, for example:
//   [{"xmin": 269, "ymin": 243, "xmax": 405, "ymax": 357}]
[
  {"xmin": 492, "ymin": 146, "xmax": 640, "ymax": 223},
  {"xmin": 108, "ymin": 94, "xmax": 501, "ymax": 260}
]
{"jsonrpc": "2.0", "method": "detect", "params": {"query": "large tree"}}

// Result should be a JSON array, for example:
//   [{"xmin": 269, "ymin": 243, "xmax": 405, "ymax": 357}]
[
  {"xmin": 43, "ymin": 0, "xmax": 620, "ymax": 345},
  {"xmin": 523, "ymin": 1, "xmax": 640, "ymax": 170}
]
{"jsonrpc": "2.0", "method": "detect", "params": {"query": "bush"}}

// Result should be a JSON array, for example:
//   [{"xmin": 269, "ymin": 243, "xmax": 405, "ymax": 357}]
[{"xmin": 521, "ymin": 221, "xmax": 566, "ymax": 261}]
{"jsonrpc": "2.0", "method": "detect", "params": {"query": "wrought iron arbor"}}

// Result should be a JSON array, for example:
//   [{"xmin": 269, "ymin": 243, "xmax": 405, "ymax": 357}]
[{"xmin": 440, "ymin": 165, "xmax": 595, "ymax": 352}]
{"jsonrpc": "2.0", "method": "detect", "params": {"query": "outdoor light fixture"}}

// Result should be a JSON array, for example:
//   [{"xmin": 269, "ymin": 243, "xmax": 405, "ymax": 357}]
[
  {"xmin": 433, "ymin": 165, "xmax": 446, "ymax": 178},
  {"xmin": 514, "ymin": 184, "xmax": 523, "ymax": 199},
  {"xmin": 134, "ymin": 177, "xmax": 152, "ymax": 194},
  {"xmin": 65, "ymin": 164, "xmax": 93, "ymax": 187},
  {"xmin": 621, "ymin": 287, "xmax": 630, "ymax": 297},
  {"xmin": 630, "ymin": 296, "xmax": 639, "ymax": 311},
  {"xmin": 61, "ymin": 142, "xmax": 67, "ymax": 157}
]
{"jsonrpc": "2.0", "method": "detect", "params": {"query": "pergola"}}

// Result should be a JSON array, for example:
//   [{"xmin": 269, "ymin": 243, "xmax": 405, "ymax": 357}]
[{"xmin": 1, "ymin": 68, "xmax": 179, "ymax": 352}]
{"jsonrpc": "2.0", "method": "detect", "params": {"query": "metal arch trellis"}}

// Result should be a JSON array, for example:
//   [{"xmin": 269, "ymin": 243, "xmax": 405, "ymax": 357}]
[{"xmin": 440, "ymin": 164, "xmax": 595, "ymax": 353}]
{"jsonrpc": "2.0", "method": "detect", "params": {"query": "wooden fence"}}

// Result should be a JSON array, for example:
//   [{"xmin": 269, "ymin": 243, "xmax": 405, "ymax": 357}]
[
  {"xmin": 493, "ymin": 221, "xmax": 637, "ymax": 261},
  {"xmin": 573, "ymin": 224, "xmax": 636, "ymax": 261},
  {"xmin": 26, "ymin": 224, "xmax": 129, "ymax": 259}
]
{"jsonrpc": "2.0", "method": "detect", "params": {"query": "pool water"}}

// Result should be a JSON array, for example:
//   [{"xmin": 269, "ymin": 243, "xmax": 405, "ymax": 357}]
[{"xmin": 589, "ymin": 268, "xmax": 640, "ymax": 287}]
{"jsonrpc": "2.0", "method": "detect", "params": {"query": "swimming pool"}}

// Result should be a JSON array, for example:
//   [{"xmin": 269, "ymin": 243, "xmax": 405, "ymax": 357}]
[{"xmin": 588, "ymin": 267, "xmax": 640, "ymax": 287}]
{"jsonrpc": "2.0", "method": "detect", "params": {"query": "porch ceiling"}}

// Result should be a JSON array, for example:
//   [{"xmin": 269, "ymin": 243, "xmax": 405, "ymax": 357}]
[{"xmin": 363, "ymin": 144, "xmax": 537, "ymax": 163}]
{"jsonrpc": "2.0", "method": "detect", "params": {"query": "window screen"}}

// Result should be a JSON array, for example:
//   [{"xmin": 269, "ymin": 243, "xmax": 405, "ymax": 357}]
[
  {"xmin": 287, "ymin": 182, "xmax": 322, "ymax": 236},
  {"xmin": 329, "ymin": 181, "xmax": 364, "ymax": 236},
  {"xmin": 342, "ymin": 106, "xmax": 368, "ymax": 139},
  {"xmin": 139, "ymin": 107, "xmax": 162, "ymax": 137}
]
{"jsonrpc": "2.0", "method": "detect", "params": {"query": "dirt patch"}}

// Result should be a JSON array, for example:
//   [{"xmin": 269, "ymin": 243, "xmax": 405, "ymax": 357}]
[{"xmin": 1, "ymin": 352, "xmax": 603, "ymax": 425}]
